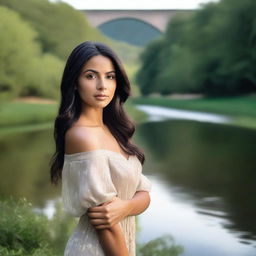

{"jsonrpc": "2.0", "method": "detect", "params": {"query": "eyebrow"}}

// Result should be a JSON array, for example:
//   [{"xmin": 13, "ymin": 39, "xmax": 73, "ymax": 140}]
[{"xmin": 83, "ymin": 69, "xmax": 115, "ymax": 74}]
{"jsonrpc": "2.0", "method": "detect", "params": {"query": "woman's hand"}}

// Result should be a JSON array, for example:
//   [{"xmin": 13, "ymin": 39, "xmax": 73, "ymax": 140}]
[{"xmin": 87, "ymin": 197, "xmax": 130, "ymax": 230}]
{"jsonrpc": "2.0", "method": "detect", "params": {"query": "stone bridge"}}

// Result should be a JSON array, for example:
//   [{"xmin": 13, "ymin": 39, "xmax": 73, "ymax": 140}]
[{"xmin": 82, "ymin": 9, "xmax": 193, "ymax": 32}]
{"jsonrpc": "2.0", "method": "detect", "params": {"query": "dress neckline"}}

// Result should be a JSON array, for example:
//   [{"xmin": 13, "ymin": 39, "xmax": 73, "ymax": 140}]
[{"xmin": 64, "ymin": 149, "xmax": 132, "ymax": 162}]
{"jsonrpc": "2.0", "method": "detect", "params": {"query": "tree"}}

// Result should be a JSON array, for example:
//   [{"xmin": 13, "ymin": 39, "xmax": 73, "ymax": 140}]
[
  {"xmin": 0, "ymin": 5, "xmax": 63, "ymax": 100},
  {"xmin": 136, "ymin": 0, "xmax": 256, "ymax": 96},
  {"xmin": 0, "ymin": 5, "xmax": 40, "ymax": 100}
]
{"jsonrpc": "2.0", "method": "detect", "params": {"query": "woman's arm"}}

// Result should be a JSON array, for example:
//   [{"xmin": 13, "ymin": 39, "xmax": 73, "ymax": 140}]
[
  {"xmin": 87, "ymin": 191, "xmax": 150, "ymax": 228},
  {"xmin": 87, "ymin": 192, "xmax": 150, "ymax": 255},
  {"xmin": 125, "ymin": 191, "xmax": 151, "ymax": 216},
  {"xmin": 88, "ymin": 200, "xmax": 129, "ymax": 256},
  {"xmin": 96, "ymin": 223, "xmax": 129, "ymax": 256}
]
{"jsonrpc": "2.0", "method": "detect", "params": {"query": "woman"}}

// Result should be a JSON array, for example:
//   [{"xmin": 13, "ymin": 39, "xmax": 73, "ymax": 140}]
[{"xmin": 50, "ymin": 41, "xmax": 152, "ymax": 256}]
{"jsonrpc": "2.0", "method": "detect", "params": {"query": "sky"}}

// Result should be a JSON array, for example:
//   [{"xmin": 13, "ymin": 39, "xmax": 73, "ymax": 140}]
[{"xmin": 53, "ymin": 0, "xmax": 220, "ymax": 10}]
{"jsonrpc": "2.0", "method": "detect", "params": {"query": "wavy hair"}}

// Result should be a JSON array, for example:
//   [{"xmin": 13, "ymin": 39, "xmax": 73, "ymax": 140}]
[{"xmin": 49, "ymin": 41, "xmax": 145, "ymax": 185}]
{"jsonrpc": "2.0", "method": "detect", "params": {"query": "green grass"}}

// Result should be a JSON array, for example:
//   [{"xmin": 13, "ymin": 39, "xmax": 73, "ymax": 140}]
[
  {"xmin": 0, "ymin": 102, "xmax": 58, "ymax": 127},
  {"xmin": 131, "ymin": 95, "xmax": 256, "ymax": 130},
  {"xmin": 0, "ymin": 101, "xmax": 58, "ymax": 135},
  {"xmin": 0, "ymin": 122, "xmax": 53, "ymax": 137}
]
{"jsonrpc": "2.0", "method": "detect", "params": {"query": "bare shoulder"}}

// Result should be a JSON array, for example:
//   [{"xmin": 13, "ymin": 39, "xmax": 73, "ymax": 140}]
[{"xmin": 65, "ymin": 126, "xmax": 100, "ymax": 154}]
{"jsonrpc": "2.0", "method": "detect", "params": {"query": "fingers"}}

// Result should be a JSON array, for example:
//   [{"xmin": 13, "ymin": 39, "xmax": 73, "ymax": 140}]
[
  {"xmin": 94, "ymin": 224, "xmax": 112, "ymax": 230},
  {"xmin": 87, "ymin": 197, "xmax": 123, "ymax": 230},
  {"xmin": 87, "ymin": 212, "xmax": 105, "ymax": 219},
  {"xmin": 89, "ymin": 218, "xmax": 107, "ymax": 225},
  {"xmin": 87, "ymin": 209, "xmax": 113, "ymax": 223},
  {"xmin": 87, "ymin": 206, "xmax": 110, "ymax": 222},
  {"xmin": 88, "ymin": 205, "xmax": 107, "ymax": 212},
  {"xmin": 89, "ymin": 217, "xmax": 116, "ymax": 229},
  {"xmin": 87, "ymin": 211, "xmax": 118, "ymax": 228}
]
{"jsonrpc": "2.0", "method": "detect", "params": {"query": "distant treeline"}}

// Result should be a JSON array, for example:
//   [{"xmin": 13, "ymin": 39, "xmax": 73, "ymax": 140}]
[
  {"xmin": 0, "ymin": 0, "xmax": 140, "ymax": 100},
  {"xmin": 136, "ymin": 0, "xmax": 256, "ymax": 96}
]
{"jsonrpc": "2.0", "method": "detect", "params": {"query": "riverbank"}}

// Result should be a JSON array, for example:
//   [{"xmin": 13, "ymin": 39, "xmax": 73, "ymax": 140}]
[
  {"xmin": 130, "ymin": 95, "xmax": 256, "ymax": 130},
  {"xmin": 1, "ymin": 95, "xmax": 255, "ymax": 133},
  {"xmin": 0, "ymin": 97, "xmax": 147, "ymax": 134},
  {"xmin": 0, "ymin": 99, "xmax": 58, "ymax": 127}
]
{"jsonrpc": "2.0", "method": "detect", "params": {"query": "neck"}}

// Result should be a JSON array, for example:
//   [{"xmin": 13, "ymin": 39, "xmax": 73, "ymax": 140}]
[{"xmin": 79, "ymin": 104, "xmax": 104, "ymax": 126}]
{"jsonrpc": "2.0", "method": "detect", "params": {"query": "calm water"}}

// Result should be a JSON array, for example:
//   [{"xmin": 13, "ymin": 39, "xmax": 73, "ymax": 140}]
[{"xmin": 0, "ymin": 117, "xmax": 256, "ymax": 256}]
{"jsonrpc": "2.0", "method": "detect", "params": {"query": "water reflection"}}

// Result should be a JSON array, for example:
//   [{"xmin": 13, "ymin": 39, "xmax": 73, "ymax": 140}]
[
  {"xmin": 136, "ymin": 104, "xmax": 232, "ymax": 123},
  {"xmin": 0, "ymin": 129, "xmax": 59, "ymax": 207},
  {"xmin": 138, "ymin": 176, "xmax": 256, "ymax": 256},
  {"xmin": 136, "ymin": 119, "xmax": 256, "ymax": 255},
  {"xmin": 0, "ymin": 118, "xmax": 256, "ymax": 255}
]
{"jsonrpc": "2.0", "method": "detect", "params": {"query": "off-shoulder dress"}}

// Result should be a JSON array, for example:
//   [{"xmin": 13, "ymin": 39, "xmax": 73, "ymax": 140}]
[{"xmin": 61, "ymin": 149, "xmax": 152, "ymax": 256}]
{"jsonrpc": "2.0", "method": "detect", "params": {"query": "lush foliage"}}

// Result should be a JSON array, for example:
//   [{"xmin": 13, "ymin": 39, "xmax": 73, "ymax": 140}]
[
  {"xmin": 136, "ymin": 0, "xmax": 256, "ymax": 96},
  {"xmin": 0, "ymin": 197, "xmax": 77, "ymax": 256},
  {"xmin": 0, "ymin": 5, "xmax": 63, "ymax": 100},
  {"xmin": 0, "ymin": 0, "xmax": 108, "ymax": 60},
  {"xmin": 137, "ymin": 234, "xmax": 184, "ymax": 256},
  {"xmin": 0, "ymin": 0, "xmax": 141, "ymax": 101}
]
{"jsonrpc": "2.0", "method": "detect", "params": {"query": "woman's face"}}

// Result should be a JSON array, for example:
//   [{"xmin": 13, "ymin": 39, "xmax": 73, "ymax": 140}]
[{"xmin": 76, "ymin": 55, "xmax": 117, "ymax": 109}]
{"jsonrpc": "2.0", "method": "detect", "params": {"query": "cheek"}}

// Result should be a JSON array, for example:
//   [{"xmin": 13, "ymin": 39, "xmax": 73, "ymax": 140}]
[
  {"xmin": 111, "ymin": 82, "xmax": 117, "ymax": 94},
  {"xmin": 78, "ymin": 77, "xmax": 90, "ymax": 88},
  {"xmin": 77, "ymin": 79, "xmax": 94, "ymax": 95},
  {"xmin": 77, "ymin": 82, "xmax": 91, "ymax": 101},
  {"xmin": 109, "ymin": 86, "xmax": 116, "ymax": 100}
]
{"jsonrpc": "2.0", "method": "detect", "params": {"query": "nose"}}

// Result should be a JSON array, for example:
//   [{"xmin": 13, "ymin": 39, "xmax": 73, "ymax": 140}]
[{"xmin": 96, "ymin": 77, "xmax": 107, "ymax": 90}]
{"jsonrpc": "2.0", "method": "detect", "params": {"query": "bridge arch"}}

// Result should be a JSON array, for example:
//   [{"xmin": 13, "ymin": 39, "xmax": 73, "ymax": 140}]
[
  {"xmin": 98, "ymin": 17, "xmax": 162, "ymax": 46},
  {"xmin": 83, "ymin": 10, "xmax": 193, "ymax": 45}
]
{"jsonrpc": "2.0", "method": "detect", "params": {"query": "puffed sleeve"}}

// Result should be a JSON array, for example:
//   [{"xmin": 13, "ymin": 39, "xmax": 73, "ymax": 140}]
[
  {"xmin": 61, "ymin": 155, "xmax": 117, "ymax": 217},
  {"xmin": 136, "ymin": 172, "xmax": 152, "ymax": 192}
]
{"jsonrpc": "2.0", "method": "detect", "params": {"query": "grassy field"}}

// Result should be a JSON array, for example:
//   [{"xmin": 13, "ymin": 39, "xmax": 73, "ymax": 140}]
[
  {"xmin": 0, "ymin": 101, "xmax": 58, "ymax": 127},
  {"xmin": 131, "ymin": 94, "xmax": 256, "ymax": 130}
]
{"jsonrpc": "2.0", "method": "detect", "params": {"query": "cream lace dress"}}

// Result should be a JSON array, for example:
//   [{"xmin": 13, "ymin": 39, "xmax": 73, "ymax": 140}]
[{"xmin": 61, "ymin": 149, "xmax": 152, "ymax": 256}]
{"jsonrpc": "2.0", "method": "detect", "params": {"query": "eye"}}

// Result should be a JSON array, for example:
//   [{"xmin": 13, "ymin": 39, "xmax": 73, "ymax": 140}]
[
  {"xmin": 107, "ymin": 74, "xmax": 116, "ymax": 80},
  {"xmin": 85, "ymin": 73, "xmax": 96, "ymax": 79}
]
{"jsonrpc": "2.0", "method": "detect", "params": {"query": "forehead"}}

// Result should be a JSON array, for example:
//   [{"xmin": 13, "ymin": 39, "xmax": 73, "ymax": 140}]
[{"xmin": 82, "ymin": 55, "xmax": 115, "ymax": 71}]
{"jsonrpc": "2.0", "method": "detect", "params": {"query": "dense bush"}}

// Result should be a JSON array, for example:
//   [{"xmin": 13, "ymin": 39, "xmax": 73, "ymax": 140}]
[
  {"xmin": 137, "ymin": 234, "xmax": 184, "ymax": 256},
  {"xmin": 0, "ymin": 197, "xmax": 54, "ymax": 255},
  {"xmin": 136, "ymin": 0, "xmax": 256, "ymax": 96},
  {"xmin": 0, "ymin": 197, "xmax": 77, "ymax": 256}
]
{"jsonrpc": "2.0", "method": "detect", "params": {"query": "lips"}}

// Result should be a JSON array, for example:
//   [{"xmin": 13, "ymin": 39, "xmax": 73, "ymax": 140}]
[
  {"xmin": 95, "ymin": 94, "xmax": 107, "ymax": 97},
  {"xmin": 94, "ymin": 94, "xmax": 108, "ymax": 100}
]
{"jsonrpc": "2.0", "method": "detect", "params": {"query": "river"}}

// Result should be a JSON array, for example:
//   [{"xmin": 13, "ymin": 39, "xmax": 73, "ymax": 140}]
[{"xmin": 0, "ymin": 104, "xmax": 255, "ymax": 256}]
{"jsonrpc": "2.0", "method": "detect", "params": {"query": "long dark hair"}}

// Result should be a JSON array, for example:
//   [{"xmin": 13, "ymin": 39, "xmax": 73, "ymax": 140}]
[{"xmin": 49, "ymin": 41, "xmax": 145, "ymax": 185}]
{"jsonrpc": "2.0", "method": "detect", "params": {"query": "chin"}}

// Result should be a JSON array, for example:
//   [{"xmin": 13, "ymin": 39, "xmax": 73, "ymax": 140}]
[{"xmin": 93, "ymin": 102, "xmax": 110, "ymax": 109}]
